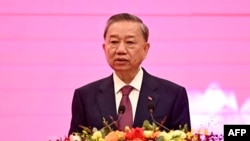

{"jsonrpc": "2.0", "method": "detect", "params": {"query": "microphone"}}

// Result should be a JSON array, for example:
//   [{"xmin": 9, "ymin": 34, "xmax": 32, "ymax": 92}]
[
  {"xmin": 147, "ymin": 102, "xmax": 170, "ymax": 131},
  {"xmin": 118, "ymin": 105, "xmax": 126, "ymax": 115},
  {"xmin": 102, "ymin": 105, "xmax": 125, "ymax": 130}
]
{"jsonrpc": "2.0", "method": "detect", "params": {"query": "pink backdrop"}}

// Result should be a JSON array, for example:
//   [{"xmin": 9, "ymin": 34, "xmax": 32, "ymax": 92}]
[{"xmin": 1, "ymin": 0, "xmax": 250, "ymax": 140}]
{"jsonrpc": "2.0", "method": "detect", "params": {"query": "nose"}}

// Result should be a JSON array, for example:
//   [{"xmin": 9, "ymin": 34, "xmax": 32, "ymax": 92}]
[{"xmin": 116, "ymin": 42, "xmax": 127, "ymax": 54}]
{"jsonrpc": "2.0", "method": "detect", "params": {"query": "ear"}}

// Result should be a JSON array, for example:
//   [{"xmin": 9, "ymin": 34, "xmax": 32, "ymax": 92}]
[
  {"xmin": 142, "ymin": 42, "xmax": 150, "ymax": 60},
  {"xmin": 144, "ymin": 42, "xmax": 150, "ymax": 55},
  {"xmin": 102, "ymin": 43, "xmax": 106, "ymax": 51}
]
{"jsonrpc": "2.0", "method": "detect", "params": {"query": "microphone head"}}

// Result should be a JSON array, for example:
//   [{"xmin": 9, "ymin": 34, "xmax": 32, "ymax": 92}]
[
  {"xmin": 118, "ymin": 105, "xmax": 125, "ymax": 114},
  {"xmin": 147, "ymin": 102, "xmax": 155, "ymax": 113}
]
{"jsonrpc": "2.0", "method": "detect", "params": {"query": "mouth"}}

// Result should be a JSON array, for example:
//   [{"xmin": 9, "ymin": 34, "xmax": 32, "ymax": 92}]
[
  {"xmin": 116, "ymin": 58, "xmax": 128, "ymax": 61},
  {"xmin": 114, "ymin": 58, "xmax": 129, "ymax": 64}
]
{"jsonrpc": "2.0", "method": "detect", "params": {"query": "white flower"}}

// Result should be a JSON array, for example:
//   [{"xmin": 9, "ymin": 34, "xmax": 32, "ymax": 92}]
[{"xmin": 69, "ymin": 133, "xmax": 82, "ymax": 141}]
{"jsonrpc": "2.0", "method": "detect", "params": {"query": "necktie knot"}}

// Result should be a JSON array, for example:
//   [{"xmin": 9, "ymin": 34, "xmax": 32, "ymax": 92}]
[{"xmin": 121, "ymin": 85, "xmax": 133, "ymax": 96}]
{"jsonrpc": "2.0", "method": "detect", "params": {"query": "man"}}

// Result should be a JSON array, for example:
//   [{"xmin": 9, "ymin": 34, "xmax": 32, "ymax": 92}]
[{"xmin": 68, "ymin": 13, "xmax": 191, "ymax": 134}]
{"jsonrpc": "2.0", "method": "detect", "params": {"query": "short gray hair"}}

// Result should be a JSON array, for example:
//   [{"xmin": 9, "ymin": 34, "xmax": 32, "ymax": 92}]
[{"xmin": 103, "ymin": 13, "xmax": 149, "ymax": 42}]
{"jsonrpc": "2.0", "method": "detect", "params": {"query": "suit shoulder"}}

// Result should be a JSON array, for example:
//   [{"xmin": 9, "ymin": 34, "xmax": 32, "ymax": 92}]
[
  {"xmin": 76, "ymin": 75, "xmax": 112, "ymax": 91},
  {"xmin": 143, "ymin": 68, "xmax": 185, "ymax": 90},
  {"xmin": 148, "ymin": 74, "xmax": 188, "ymax": 100},
  {"xmin": 158, "ymin": 76, "xmax": 184, "ymax": 88},
  {"xmin": 149, "ymin": 74, "xmax": 186, "ymax": 90}
]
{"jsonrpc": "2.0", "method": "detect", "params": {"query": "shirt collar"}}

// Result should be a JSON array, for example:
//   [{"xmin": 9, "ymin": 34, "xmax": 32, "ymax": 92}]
[{"xmin": 113, "ymin": 68, "xmax": 143, "ymax": 94}]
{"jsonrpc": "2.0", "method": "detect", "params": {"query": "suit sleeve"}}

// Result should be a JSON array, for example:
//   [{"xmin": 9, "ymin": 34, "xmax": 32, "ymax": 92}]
[
  {"xmin": 169, "ymin": 87, "xmax": 191, "ymax": 131},
  {"xmin": 68, "ymin": 89, "xmax": 85, "ymax": 135}
]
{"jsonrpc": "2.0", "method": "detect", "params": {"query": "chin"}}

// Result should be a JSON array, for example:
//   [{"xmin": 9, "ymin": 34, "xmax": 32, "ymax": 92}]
[{"xmin": 112, "ymin": 66, "xmax": 130, "ymax": 72}]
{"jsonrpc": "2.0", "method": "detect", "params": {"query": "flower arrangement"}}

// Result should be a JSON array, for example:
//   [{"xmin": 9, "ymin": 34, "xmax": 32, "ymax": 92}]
[{"xmin": 65, "ymin": 119, "xmax": 223, "ymax": 141}]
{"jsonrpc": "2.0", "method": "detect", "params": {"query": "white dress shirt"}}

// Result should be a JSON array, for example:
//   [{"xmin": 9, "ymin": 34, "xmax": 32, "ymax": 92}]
[{"xmin": 113, "ymin": 68, "xmax": 143, "ymax": 121}]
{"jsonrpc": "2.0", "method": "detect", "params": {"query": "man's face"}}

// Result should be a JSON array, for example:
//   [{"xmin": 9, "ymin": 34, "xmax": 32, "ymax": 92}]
[{"xmin": 103, "ymin": 21, "xmax": 150, "ymax": 73}]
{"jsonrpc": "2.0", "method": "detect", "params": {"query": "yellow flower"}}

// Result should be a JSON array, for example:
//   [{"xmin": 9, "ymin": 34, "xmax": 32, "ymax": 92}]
[
  {"xmin": 91, "ymin": 131, "xmax": 103, "ymax": 140},
  {"xmin": 185, "ymin": 131, "xmax": 193, "ymax": 140},
  {"xmin": 98, "ymin": 138, "xmax": 105, "ymax": 141},
  {"xmin": 124, "ymin": 126, "xmax": 131, "ymax": 132},
  {"xmin": 143, "ymin": 130, "xmax": 154, "ymax": 138},
  {"xmin": 172, "ymin": 130, "xmax": 186, "ymax": 139},
  {"xmin": 158, "ymin": 131, "xmax": 172, "ymax": 141}
]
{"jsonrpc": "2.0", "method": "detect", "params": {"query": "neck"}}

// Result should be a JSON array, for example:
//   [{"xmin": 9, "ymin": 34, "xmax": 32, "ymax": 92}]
[{"xmin": 115, "ymin": 68, "xmax": 140, "ymax": 84}]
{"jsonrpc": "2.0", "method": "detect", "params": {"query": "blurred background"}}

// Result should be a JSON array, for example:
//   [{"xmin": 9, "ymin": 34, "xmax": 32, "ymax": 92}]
[{"xmin": 0, "ymin": 0, "xmax": 250, "ymax": 140}]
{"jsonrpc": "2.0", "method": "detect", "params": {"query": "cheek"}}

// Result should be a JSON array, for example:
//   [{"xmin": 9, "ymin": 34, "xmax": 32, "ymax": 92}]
[
  {"xmin": 131, "ymin": 53, "xmax": 142, "ymax": 63},
  {"xmin": 136, "ymin": 51, "xmax": 147, "ymax": 62},
  {"xmin": 106, "ymin": 49, "xmax": 116, "ymax": 58},
  {"xmin": 134, "ymin": 49, "xmax": 145, "ymax": 58}
]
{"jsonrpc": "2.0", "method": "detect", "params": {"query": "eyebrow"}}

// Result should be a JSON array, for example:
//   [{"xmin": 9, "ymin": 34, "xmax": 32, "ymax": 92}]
[
  {"xmin": 109, "ymin": 34, "xmax": 119, "ymax": 38},
  {"xmin": 109, "ymin": 34, "xmax": 136, "ymax": 39}
]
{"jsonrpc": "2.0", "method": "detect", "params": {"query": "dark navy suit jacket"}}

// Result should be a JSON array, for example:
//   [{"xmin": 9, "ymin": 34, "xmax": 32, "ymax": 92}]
[{"xmin": 69, "ymin": 69, "xmax": 191, "ymax": 134}]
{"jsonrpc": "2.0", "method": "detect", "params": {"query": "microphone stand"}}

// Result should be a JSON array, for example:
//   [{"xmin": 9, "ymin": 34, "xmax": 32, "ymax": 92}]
[
  {"xmin": 148, "ymin": 102, "xmax": 170, "ymax": 131},
  {"xmin": 101, "ymin": 105, "xmax": 125, "ymax": 131}
]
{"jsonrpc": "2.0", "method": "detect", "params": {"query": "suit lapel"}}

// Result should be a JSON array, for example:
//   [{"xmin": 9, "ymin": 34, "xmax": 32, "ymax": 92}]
[
  {"xmin": 133, "ymin": 69, "xmax": 160, "ymax": 127},
  {"xmin": 96, "ymin": 75, "xmax": 118, "ymax": 124}
]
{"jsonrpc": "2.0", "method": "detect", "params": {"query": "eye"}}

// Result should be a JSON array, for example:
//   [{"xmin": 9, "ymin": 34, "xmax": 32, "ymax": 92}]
[
  {"xmin": 127, "ymin": 41, "xmax": 135, "ymax": 44},
  {"xmin": 110, "ymin": 40, "xmax": 119, "ymax": 44}
]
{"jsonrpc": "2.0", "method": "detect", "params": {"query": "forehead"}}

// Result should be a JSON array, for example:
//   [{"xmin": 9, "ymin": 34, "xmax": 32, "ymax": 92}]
[{"xmin": 106, "ymin": 21, "xmax": 143, "ymax": 38}]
